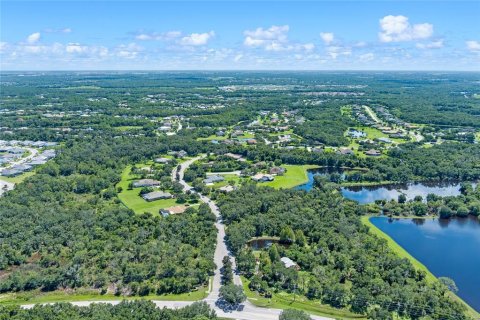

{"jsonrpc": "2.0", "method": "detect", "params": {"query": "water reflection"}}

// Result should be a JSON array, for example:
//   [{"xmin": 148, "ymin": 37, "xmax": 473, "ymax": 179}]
[
  {"xmin": 296, "ymin": 169, "xmax": 476, "ymax": 204},
  {"xmin": 371, "ymin": 216, "xmax": 480, "ymax": 312}
]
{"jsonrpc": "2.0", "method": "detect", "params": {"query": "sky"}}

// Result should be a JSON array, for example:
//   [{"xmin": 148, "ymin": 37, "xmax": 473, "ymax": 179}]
[{"xmin": 1, "ymin": 1, "xmax": 479, "ymax": 70}]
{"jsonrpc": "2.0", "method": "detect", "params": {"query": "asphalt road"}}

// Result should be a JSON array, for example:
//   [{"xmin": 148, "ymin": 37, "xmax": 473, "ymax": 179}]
[{"xmin": 22, "ymin": 155, "xmax": 331, "ymax": 320}]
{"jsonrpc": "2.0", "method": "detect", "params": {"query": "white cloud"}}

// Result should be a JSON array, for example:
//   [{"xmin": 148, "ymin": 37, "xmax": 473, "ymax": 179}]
[
  {"xmin": 26, "ymin": 32, "xmax": 41, "ymax": 44},
  {"xmin": 416, "ymin": 40, "xmax": 444, "ymax": 49},
  {"xmin": 135, "ymin": 31, "xmax": 181, "ymax": 41},
  {"xmin": 359, "ymin": 53, "xmax": 375, "ymax": 62},
  {"xmin": 44, "ymin": 28, "xmax": 72, "ymax": 34},
  {"xmin": 302, "ymin": 43, "xmax": 315, "ymax": 52},
  {"xmin": 466, "ymin": 40, "xmax": 480, "ymax": 52},
  {"xmin": 326, "ymin": 46, "xmax": 351, "ymax": 59},
  {"xmin": 234, "ymin": 54, "xmax": 243, "ymax": 62},
  {"xmin": 0, "ymin": 42, "xmax": 7, "ymax": 53},
  {"xmin": 114, "ymin": 43, "xmax": 142, "ymax": 59},
  {"xmin": 179, "ymin": 31, "xmax": 215, "ymax": 46},
  {"xmin": 244, "ymin": 25, "xmax": 289, "ymax": 49},
  {"xmin": 379, "ymin": 15, "xmax": 433, "ymax": 42},
  {"xmin": 65, "ymin": 43, "xmax": 88, "ymax": 54},
  {"xmin": 243, "ymin": 25, "xmax": 314, "ymax": 52},
  {"xmin": 320, "ymin": 32, "xmax": 334, "ymax": 45}
]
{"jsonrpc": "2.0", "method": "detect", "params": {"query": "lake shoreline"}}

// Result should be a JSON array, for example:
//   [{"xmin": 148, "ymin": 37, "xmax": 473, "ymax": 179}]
[{"xmin": 362, "ymin": 215, "xmax": 480, "ymax": 317}]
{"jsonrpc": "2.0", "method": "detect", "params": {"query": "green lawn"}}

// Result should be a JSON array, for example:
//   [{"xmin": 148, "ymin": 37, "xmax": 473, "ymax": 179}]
[
  {"xmin": 0, "ymin": 285, "xmax": 209, "ymax": 306},
  {"xmin": 116, "ymin": 165, "xmax": 178, "ymax": 215},
  {"xmin": 262, "ymin": 165, "xmax": 318, "ymax": 189},
  {"xmin": 115, "ymin": 126, "xmax": 143, "ymax": 131},
  {"xmin": 210, "ymin": 174, "xmax": 242, "ymax": 189},
  {"xmin": 361, "ymin": 216, "xmax": 480, "ymax": 318},
  {"xmin": 0, "ymin": 171, "xmax": 36, "ymax": 184},
  {"xmin": 242, "ymin": 277, "xmax": 366, "ymax": 319},
  {"xmin": 197, "ymin": 134, "xmax": 228, "ymax": 141}
]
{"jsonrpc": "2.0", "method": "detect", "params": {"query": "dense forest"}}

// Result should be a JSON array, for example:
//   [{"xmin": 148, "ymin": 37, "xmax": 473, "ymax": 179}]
[
  {"xmin": 1, "ymin": 72, "xmax": 479, "ymax": 319},
  {"xmin": 219, "ymin": 185, "xmax": 469, "ymax": 319},
  {"xmin": 0, "ymin": 136, "xmax": 216, "ymax": 295},
  {"xmin": 0, "ymin": 301, "xmax": 217, "ymax": 320}
]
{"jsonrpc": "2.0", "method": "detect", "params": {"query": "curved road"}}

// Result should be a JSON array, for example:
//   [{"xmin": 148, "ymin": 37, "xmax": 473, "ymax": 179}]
[{"xmin": 23, "ymin": 156, "xmax": 331, "ymax": 320}]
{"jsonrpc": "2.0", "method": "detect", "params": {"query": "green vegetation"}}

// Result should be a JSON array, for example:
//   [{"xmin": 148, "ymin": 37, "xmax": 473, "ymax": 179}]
[
  {"xmin": 0, "ymin": 284, "xmax": 209, "ymax": 306},
  {"xmin": 263, "ymin": 165, "xmax": 318, "ymax": 189},
  {"xmin": 116, "ymin": 165, "xmax": 177, "ymax": 215},
  {"xmin": 360, "ymin": 216, "xmax": 436, "ymax": 282},
  {"xmin": 361, "ymin": 216, "xmax": 480, "ymax": 319},
  {"xmin": 0, "ymin": 171, "xmax": 35, "ymax": 184},
  {"xmin": 0, "ymin": 301, "xmax": 218, "ymax": 319},
  {"xmin": 242, "ymin": 277, "xmax": 366, "ymax": 319},
  {"xmin": 221, "ymin": 186, "xmax": 470, "ymax": 319}
]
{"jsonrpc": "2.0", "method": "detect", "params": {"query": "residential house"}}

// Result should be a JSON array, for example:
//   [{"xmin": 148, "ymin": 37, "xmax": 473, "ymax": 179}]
[
  {"xmin": 218, "ymin": 185, "xmax": 236, "ymax": 193},
  {"xmin": 269, "ymin": 167, "xmax": 286, "ymax": 175},
  {"xmin": 338, "ymin": 147, "xmax": 354, "ymax": 155},
  {"xmin": 133, "ymin": 179, "xmax": 161, "ymax": 188},
  {"xmin": 281, "ymin": 257, "xmax": 300, "ymax": 270},
  {"xmin": 252, "ymin": 173, "xmax": 274, "ymax": 182},
  {"xmin": 365, "ymin": 149, "xmax": 382, "ymax": 156},
  {"xmin": 155, "ymin": 157, "xmax": 171, "ymax": 164},
  {"xmin": 203, "ymin": 175, "xmax": 225, "ymax": 184},
  {"xmin": 142, "ymin": 191, "xmax": 173, "ymax": 201}
]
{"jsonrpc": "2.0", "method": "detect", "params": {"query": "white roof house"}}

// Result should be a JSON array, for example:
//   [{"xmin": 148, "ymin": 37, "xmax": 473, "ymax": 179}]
[{"xmin": 281, "ymin": 257, "xmax": 299, "ymax": 269}]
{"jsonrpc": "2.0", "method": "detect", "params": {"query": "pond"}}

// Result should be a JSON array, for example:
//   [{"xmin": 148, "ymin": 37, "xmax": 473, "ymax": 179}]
[
  {"xmin": 370, "ymin": 216, "xmax": 480, "ymax": 312},
  {"xmin": 295, "ymin": 168, "xmax": 349, "ymax": 191},
  {"xmin": 341, "ymin": 181, "xmax": 473, "ymax": 204},
  {"xmin": 247, "ymin": 238, "xmax": 286, "ymax": 250},
  {"xmin": 296, "ymin": 169, "xmax": 475, "ymax": 204}
]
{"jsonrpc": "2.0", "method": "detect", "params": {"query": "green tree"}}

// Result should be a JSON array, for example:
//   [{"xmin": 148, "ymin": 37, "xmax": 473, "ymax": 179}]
[
  {"xmin": 279, "ymin": 226, "xmax": 296, "ymax": 244},
  {"xmin": 295, "ymin": 230, "xmax": 306, "ymax": 246},
  {"xmin": 219, "ymin": 284, "xmax": 246, "ymax": 305},
  {"xmin": 279, "ymin": 309, "xmax": 312, "ymax": 320}
]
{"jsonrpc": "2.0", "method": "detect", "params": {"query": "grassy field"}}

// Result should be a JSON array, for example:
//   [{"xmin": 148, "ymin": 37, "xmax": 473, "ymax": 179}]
[
  {"xmin": 0, "ymin": 171, "xmax": 36, "ymax": 184},
  {"xmin": 361, "ymin": 216, "xmax": 480, "ymax": 318},
  {"xmin": 114, "ymin": 125, "xmax": 143, "ymax": 131},
  {"xmin": 209, "ymin": 174, "xmax": 242, "ymax": 189},
  {"xmin": 0, "ymin": 285, "xmax": 209, "ymax": 306},
  {"xmin": 197, "ymin": 134, "xmax": 229, "ymax": 141},
  {"xmin": 242, "ymin": 277, "xmax": 366, "ymax": 320},
  {"xmin": 263, "ymin": 165, "xmax": 318, "ymax": 189},
  {"xmin": 116, "ymin": 165, "xmax": 178, "ymax": 215}
]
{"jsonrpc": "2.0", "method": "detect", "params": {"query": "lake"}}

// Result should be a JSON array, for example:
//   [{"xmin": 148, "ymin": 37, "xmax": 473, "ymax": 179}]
[
  {"xmin": 341, "ymin": 181, "xmax": 471, "ymax": 204},
  {"xmin": 296, "ymin": 169, "xmax": 474, "ymax": 204},
  {"xmin": 370, "ymin": 216, "xmax": 480, "ymax": 312}
]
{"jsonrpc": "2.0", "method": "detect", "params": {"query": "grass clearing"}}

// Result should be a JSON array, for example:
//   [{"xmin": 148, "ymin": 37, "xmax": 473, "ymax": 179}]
[
  {"xmin": 116, "ymin": 165, "xmax": 178, "ymax": 215},
  {"xmin": 0, "ymin": 285, "xmax": 209, "ymax": 306},
  {"xmin": 115, "ymin": 126, "xmax": 143, "ymax": 131},
  {"xmin": 0, "ymin": 171, "xmax": 36, "ymax": 184},
  {"xmin": 242, "ymin": 277, "xmax": 366, "ymax": 319},
  {"xmin": 197, "ymin": 134, "xmax": 229, "ymax": 141},
  {"xmin": 262, "ymin": 165, "xmax": 318, "ymax": 189}
]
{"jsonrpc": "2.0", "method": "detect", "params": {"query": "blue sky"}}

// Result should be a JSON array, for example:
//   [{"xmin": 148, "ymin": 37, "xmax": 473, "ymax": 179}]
[{"xmin": 1, "ymin": 1, "xmax": 479, "ymax": 70}]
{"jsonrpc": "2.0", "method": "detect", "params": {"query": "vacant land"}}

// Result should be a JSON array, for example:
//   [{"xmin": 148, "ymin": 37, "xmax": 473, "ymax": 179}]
[{"xmin": 263, "ymin": 165, "xmax": 318, "ymax": 189}]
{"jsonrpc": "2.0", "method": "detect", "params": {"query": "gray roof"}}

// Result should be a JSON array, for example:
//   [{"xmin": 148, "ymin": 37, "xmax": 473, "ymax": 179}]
[
  {"xmin": 133, "ymin": 179, "xmax": 161, "ymax": 187},
  {"xmin": 281, "ymin": 257, "xmax": 298, "ymax": 269},
  {"xmin": 203, "ymin": 175, "xmax": 225, "ymax": 184},
  {"xmin": 142, "ymin": 191, "xmax": 173, "ymax": 201}
]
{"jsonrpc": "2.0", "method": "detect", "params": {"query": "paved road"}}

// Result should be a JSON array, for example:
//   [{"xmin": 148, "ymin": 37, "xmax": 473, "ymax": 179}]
[
  {"xmin": 22, "ymin": 156, "xmax": 331, "ymax": 320},
  {"xmin": 0, "ymin": 147, "xmax": 38, "ymax": 174},
  {"xmin": 207, "ymin": 170, "xmax": 242, "ymax": 176},
  {"xmin": 363, "ymin": 105, "xmax": 425, "ymax": 143}
]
